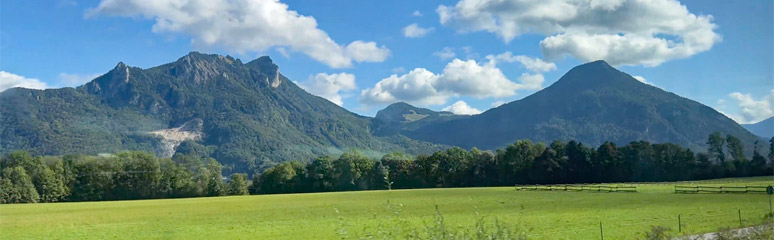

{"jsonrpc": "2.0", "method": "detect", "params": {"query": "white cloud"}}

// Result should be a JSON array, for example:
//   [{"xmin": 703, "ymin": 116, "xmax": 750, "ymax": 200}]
[
  {"xmin": 403, "ymin": 23, "xmax": 433, "ymax": 38},
  {"xmin": 433, "ymin": 47, "xmax": 456, "ymax": 60},
  {"xmin": 360, "ymin": 58, "xmax": 526, "ymax": 106},
  {"xmin": 344, "ymin": 41, "xmax": 390, "ymax": 62},
  {"xmin": 442, "ymin": 100, "xmax": 481, "ymax": 115},
  {"xmin": 297, "ymin": 73, "xmax": 357, "ymax": 106},
  {"xmin": 437, "ymin": 0, "xmax": 721, "ymax": 66},
  {"xmin": 484, "ymin": 52, "xmax": 554, "ymax": 92},
  {"xmin": 58, "ymin": 73, "xmax": 100, "ymax": 87},
  {"xmin": 436, "ymin": 59, "xmax": 518, "ymax": 98},
  {"xmin": 88, "ymin": 0, "xmax": 389, "ymax": 68},
  {"xmin": 491, "ymin": 100, "xmax": 507, "ymax": 108},
  {"xmin": 0, "ymin": 71, "xmax": 49, "ymax": 92},
  {"xmin": 725, "ymin": 90, "xmax": 774, "ymax": 124},
  {"xmin": 412, "ymin": 10, "xmax": 422, "ymax": 17},
  {"xmin": 516, "ymin": 73, "xmax": 544, "ymax": 91},
  {"xmin": 486, "ymin": 52, "xmax": 556, "ymax": 72},
  {"xmin": 360, "ymin": 68, "xmax": 447, "ymax": 106}
]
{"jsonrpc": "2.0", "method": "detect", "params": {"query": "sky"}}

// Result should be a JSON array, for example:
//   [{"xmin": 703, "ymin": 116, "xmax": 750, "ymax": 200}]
[{"xmin": 1, "ymin": 0, "xmax": 772, "ymax": 123}]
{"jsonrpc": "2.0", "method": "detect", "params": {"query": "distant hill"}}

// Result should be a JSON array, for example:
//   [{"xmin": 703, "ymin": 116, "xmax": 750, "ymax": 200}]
[
  {"xmin": 371, "ymin": 102, "xmax": 464, "ymax": 136},
  {"xmin": 742, "ymin": 117, "xmax": 774, "ymax": 139},
  {"xmin": 386, "ymin": 60, "xmax": 764, "ymax": 153},
  {"xmin": 0, "ymin": 52, "xmax": 443, "ymax": 173}
]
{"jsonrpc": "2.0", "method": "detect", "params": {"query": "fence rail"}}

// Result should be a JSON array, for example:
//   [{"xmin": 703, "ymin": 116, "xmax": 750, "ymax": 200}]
[
  {"xmin": 674, "ymin": 185, "xmax": 768, "ymax": 194},
  {"xmin": 515, "ymin": 184, "xmax": 637, "ymax": 193}
]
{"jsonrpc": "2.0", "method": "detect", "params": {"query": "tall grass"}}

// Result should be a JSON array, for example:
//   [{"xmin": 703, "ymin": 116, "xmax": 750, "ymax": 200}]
[{"xmin": 335, "ymin": 202, "xmax": 527, "ymax": 240}]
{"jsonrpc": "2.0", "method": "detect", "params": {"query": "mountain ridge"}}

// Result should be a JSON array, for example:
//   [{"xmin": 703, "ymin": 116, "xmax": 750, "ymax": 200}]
[
  {"xmin": 0, "ymin": 52, "xmax": 445, "ymax": 173},
  {"xmin": 742, "ymin": 117, "xmax": 774, "ymax": 139},
  {"xmin": 387, "ymin": 60, "xmax": 763, "ymax": 153},
  {"xmin": 1, "ymin": 54, "xmax": 765, "ymax": 173}
]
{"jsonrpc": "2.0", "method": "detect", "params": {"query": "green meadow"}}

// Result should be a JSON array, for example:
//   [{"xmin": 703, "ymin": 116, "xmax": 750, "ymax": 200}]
[{"xmin": 2, "ymin": 177, "xmax": 772, "ymax": 239}]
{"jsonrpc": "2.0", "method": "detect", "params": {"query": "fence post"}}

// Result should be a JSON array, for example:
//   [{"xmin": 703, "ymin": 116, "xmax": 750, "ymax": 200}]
[
  {"xmin": 599, "ymin": 221, "xmax": 604, "ymax": 240},
  {"xmin": 678, "ymin": 214, "xmax": 682, "ymax": 233},
  {"xmin": 738, "ymin": 209, "xmax": 742, "ymax": 227}
]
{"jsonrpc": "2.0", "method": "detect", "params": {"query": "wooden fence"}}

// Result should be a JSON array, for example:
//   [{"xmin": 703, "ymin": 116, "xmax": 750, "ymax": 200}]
[
  {"xmin": 674, "ymin": 185, "xmax": 768, "ymax": 194},
  {"xmin": 515, "ymin": 184, "xmax": 637, "ymax": 193}
]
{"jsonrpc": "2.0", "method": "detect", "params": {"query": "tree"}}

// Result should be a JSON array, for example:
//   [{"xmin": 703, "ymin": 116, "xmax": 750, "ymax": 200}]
[
  {"xmin": 334, "ymin": 151, "xmax": 373, "ymax": 190},
  {"xmin": 1, "ymin": 167, "xmax": 40, "ymax": 203},
  {"xmin": 726, "ymin": 135, "xmax": 748, "ymax": 176},
  {"xmin": 498, "ymin": 140, "xmax": 540, "ymax": 184},
  {"xmin": 769, "ymin": 137, "xmax": 774, "ymax": 168},
  {"xmin": 204, "ymin": 158, "xmax": 225, "ymax": 197},
  {"xmin": 594, "ymin": 142, "xmax": 624, "ymax": 182},
  {"xmin": 227, "ymin": 173, "xmax": 249, "ymax": 195},
  {"xmin": 751, "ymin": 140, "xmax": 768, "ymax": 176},
  {"xmin": 373, "ymin": 161, "xmax": 392, "ymax": 190},
  {"xmin": 257, "ymin": 161, "xmax": 303, "ymax": 194},
  {"xmin": 435, "ymin": 147, "xmax": 471, "ymax": 187},
  {"xmin": 306, "ymin": 156, "xmax": 335, "ymax": 192},
  {"xmin": 707, "ymin": 132, "xmax": 726, "ymax": 164},
  {"xmin": 467, "ymin": 148, "xmax": 498, "ymax": 186},
  {"xmin": 566, "ymin": 141, "xmax": 593, "ymax": 183},
  {"xmin": 380, "ymin": 152, "xmax": 419, "ymax": 189}
]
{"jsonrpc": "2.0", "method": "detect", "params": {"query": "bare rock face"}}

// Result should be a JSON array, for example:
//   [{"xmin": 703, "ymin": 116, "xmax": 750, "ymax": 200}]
[
  {"xmin": 149, "ymin": 119, "xmax": 204, "ymax": 157},
  {"xmin": 270, "ymin": 70, "xmax": 281, "ymax": 88}
]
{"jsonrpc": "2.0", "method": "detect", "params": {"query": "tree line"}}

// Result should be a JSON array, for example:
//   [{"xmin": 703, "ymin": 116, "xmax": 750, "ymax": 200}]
[
  {"xmin": 251, "ymin": 133, "xmax": 773, "ymax": 194},
  {"xmin": 0, "ymin": 151, "xmax": 248, "ymax": 203},
  {"xmin": 2, "ymin": 133, "xmax": 772, "ymax": 203}
]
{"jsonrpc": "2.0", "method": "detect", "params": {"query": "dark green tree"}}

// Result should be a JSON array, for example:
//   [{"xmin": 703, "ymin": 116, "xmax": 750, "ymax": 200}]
[
  {"xmin": 306, "ymin": 156, "xmax": 335, "ymax": 192},
  {"xmin": 707, "ymin": 132, "xmax": 726, "ymax": 164},
  {"xmin": 227, "ymin": 173, "xmax": 249, "ymax": 195}
]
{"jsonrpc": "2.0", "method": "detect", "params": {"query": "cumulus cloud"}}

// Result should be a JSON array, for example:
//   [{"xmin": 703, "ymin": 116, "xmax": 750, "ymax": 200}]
[
  {"xmin": 724, "ymin": 90, "xmax": 774, "ymax": 124},
  {"xmin": 485, "ymin": 52, "xmax": 555, "ymax": 92},
  {"xmin": 442, "ymin": 100, "xmax": 481, "ymax": 115},
  {"xmin": 412, "ymin": 10, "xmax": 422, "ymax": 17},
  {"xmin": 360, "ymin": 58, "xmax": 524, "ymax": 106},
  {"xmin": 436, "ymin": 59, "xmax": 518, "ymax": 98},
  {"xmin": 87, "ymin": 0, "xmax": 389, "ymax": 68},
  {"xmin": 486, "ymin": 52, "xmax": 556, "ymax": 72},
  {"xmin": 0, "ymin": 71, "xmax": 49, "ymax": 92},
  {"xmin": 437, "ymin": 0, "xmax": 721, "ymax": 66},
  {"xmin": 433, "ymin": 47, "xmax": 456, "ymax": 60},
  {"xmin": 344, "ymin": 41, "xmax": 390, "ymax": 62},
  {"xmin": 403, "ymin": 23, "xmax": 434, "ymax": 38},
  {"xmin": 297, "ymin": 73, "xmax": 357, "ymax": 106},
  {"xmin": 58, "ymin": 73, "xmax": 101, "ymax": 87},
  {"xmin": 360, "ymin": 68, "xmax": 447, "ymax": 106}
]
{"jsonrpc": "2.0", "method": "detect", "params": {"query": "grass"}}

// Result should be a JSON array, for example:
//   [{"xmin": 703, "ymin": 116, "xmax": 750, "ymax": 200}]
[{"xmin": 1, "ymin": 176, "xmax": 773, "ymax": 239}]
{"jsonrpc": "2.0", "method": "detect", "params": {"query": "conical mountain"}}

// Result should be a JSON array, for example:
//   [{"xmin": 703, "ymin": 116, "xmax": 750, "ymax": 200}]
[{"xmin": 398, "ymin": 60, "xmax": 762, "ymax": 151}]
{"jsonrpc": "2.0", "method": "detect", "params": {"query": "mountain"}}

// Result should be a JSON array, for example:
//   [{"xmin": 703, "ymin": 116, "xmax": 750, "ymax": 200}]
[
  {"xmin": 371, "ymin": 102, "xmax": 464, "ymax": 135},
  {"xmin": 385, "ymin": 60, "xmax": 763, "ymax": 152},
  {"xmin": 0, "ymin": 52, "xmax": 443, "ymax": 173},
  {"xmin": 742, "ymin": 117, "xmax": 774, "ymax": 139}
]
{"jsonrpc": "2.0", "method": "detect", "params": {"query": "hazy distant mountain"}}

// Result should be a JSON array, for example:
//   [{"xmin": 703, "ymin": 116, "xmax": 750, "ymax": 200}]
[
  {"xmin": 387, "ymin": 60, "xmax": 763, "ymax": 152},
  {"xmin": 742, "ymin": 117, "xmax": 774, "ymax": 139},
  {"xmin": 0, "ymin": 52, "xmax": 443, "ymax": 173}
]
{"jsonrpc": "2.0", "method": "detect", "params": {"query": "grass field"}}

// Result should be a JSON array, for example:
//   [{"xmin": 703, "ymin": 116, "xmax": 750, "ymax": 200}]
[{"xmin": 2, "ymin": 176, "xmax": 773, "ymax": 239}]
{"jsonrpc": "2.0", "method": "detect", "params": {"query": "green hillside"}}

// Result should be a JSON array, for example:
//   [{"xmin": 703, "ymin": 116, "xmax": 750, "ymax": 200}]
[{"xmin": 0, "ymin": 52, "xmax": 443, "ymax": 173}]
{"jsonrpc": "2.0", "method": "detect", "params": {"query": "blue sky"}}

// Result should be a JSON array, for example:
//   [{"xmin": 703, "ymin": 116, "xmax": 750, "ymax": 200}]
[{"xmin": 1, "ymin": 0, "xmax": 772, "ymax": 123}]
